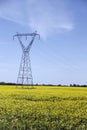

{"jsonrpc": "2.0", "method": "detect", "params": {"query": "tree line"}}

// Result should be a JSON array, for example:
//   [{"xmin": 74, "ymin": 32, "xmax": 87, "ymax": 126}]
[{"xmin": 0, "ymin": 82, "xmax": 87, "ymax": 87}]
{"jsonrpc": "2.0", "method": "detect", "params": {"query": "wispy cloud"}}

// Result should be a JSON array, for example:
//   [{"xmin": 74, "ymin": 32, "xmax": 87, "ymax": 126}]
[{"xmin": 0, "ymin": 0, "xmax": 74, "ymax": 39}]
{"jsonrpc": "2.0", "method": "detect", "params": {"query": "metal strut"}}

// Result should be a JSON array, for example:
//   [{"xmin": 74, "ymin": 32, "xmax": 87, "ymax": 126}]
[{"xmin": 13, "ymin": 31, "xmax": 40, "ymax": 86}]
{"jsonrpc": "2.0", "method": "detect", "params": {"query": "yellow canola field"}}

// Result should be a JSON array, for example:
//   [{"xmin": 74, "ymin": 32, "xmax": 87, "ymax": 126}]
[{"xmin": 0, "ymin": 85, "xmax": 87, "ymax": 130}]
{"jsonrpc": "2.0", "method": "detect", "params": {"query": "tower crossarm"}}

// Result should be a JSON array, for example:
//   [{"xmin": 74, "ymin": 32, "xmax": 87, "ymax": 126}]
[
  {"xmin": 13, "ymin": 31, "xmax": 40, "ymax": 52},
  {"xmin": 13, "ymin": 31, "xmax": 40, "ymax": 39}
]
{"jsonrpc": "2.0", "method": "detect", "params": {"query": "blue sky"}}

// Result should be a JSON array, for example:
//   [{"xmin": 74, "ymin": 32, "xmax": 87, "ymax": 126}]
[{"xmin": 0, "ymin": 0, "xmax": 87, "ymax": 85}]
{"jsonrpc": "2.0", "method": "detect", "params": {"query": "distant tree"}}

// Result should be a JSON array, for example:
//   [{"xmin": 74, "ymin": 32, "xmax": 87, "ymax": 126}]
[{"xmin": 70, "ymin": 84, "xmax": 72, "ymax": 87}]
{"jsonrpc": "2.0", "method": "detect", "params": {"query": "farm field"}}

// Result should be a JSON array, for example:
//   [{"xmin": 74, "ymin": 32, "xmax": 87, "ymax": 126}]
[{"xmin": 0, "ymin": 86, "xmax": 87, "ymax": 130}]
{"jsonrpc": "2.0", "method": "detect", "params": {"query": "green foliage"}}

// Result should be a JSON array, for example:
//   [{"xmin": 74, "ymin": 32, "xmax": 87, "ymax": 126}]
[{"xmin": 0, "ymin": 86, "xmax": 87, "ymax": 129}]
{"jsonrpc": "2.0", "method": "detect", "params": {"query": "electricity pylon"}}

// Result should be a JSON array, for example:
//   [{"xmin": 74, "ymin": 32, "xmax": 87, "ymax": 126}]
[{"xmin": 13, "ymin": 31, "xmax": 40, "ymax": 86}]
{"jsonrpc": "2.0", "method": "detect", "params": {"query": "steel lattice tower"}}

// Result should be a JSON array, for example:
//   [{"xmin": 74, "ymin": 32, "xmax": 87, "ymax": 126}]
[{"xmin": 13, "ymin": 31, "xmax": 40, "ymax": 86}]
